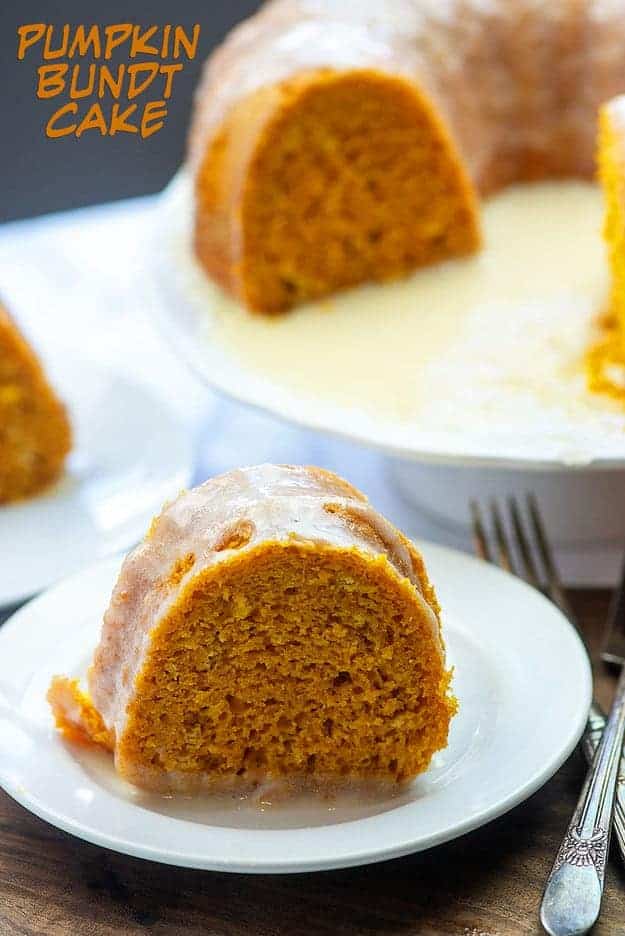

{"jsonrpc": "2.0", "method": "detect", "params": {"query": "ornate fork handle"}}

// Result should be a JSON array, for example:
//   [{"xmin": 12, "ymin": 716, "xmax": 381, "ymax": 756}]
[
  {"xmin": 583, "ymin": 702, "xmax": 625, "ymax": 863},
  {"xmin": 541, "ymin": 665, "xmax": 625, "ymax": 936}
]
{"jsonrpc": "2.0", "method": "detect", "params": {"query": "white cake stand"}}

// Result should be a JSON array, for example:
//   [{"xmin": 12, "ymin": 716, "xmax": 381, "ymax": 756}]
[
  {"xmin": 147, "ymin": 173, "xmax": 625, "ymax": 585},
  {"xmin": 391, "ymin": 459, "xmax": 625, "ymax": 585}
]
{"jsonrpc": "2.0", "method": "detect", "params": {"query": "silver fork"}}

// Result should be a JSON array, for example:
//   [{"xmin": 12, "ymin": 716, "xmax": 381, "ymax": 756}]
[
  {"xmin": 601, "ymin": 552, "xmax": 625, "ymax": 665},
  {"xmin": 471, "ymin": 496, "xmax": 625, "ymax": 936}
]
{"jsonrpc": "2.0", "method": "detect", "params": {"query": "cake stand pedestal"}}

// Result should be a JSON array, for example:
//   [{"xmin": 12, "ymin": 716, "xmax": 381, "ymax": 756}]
[{"xmin": 391, "ymin": 460, "xmax": 625, "ymax": 587}]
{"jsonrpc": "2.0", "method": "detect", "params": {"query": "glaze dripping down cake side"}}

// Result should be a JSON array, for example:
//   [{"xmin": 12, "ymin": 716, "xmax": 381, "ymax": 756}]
[
  {"xmin": 0, "ymin": 303, "xmax": 72, "ymax": 503},
  {"xmin": 187, "ymin": 0, "xmax": 625, "ymax": 313},
  {"xmin": 48, "ymin": 465, "xmax": 457, "ymax": 794}
]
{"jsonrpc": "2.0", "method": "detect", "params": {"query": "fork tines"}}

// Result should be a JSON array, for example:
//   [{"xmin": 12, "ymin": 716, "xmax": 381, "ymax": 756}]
[{"xmin": 470, "ymin": 494, "xmax": 574, "ymax": 624}]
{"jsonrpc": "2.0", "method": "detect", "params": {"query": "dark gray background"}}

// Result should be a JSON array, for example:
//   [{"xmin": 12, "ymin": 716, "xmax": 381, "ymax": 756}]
[{"xmin": 1, "ymin": 2, "xmax": 263, "ymax": 222}]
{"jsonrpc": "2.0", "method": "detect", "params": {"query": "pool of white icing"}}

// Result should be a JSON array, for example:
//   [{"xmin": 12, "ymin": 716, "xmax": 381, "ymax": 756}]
[{"xmin": 154, "ymin": 173, "xmax": 625, "ymax": 466}]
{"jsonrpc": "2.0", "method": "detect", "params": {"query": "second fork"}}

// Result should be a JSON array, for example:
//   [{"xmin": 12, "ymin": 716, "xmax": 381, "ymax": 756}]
[{"xmin": 471, "ymin": 495, "xmax": 625, "ymax": 870}]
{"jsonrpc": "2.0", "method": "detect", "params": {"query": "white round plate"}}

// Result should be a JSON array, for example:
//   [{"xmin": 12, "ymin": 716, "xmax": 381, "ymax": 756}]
[
  {"xmin": 0, "ymin": 543, "xmax": 591, "ymax": 873},
  {"xmin": 151, "ymin": 172, "xmax": 625, "ymax": 470},
  {"xmin": 0, "ymin": 357, "xmax": 193, "ymax": 607}
]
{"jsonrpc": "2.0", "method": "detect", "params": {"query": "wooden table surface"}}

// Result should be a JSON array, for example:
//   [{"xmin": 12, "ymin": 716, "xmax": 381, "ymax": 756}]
[{"xmin": 1, "ymin": 590, "xmax": 624, "ymax": 936}]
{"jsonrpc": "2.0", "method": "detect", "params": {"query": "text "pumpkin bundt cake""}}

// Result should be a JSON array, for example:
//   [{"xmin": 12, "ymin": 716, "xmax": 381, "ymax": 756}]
[
  {"xmin": 49, "ymin": 465, "xmax": 457, "ymax": 794},
  {"xmin": 188, "ymin": 0, "xmax": 625, "ymax": 313},
  {"xmin": 0, "ymin": 303, "xmax": 71, "ymax": 503}
]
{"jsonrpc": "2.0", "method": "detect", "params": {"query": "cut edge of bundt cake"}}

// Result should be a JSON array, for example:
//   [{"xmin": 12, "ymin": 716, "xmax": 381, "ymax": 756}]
[
  {"xmin": 0, "ymin": 304, "xmax": 72, "ymax": 503},
  {"xmin": 117, "ymin": 542, "xmax": 456, "ymax": 793},
  {"xmin": 193, "ymin": 67, "xmax": 481, "ymax": 314}
]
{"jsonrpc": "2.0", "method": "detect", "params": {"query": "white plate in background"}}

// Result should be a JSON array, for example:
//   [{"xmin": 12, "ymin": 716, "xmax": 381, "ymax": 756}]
[
  {"xmin": 0, "ymin": 356, "xmax": 193, "ymax": 607},
  {"xmin": 0, "ymin": 542, "xmax": 591, "ymax": 872}
]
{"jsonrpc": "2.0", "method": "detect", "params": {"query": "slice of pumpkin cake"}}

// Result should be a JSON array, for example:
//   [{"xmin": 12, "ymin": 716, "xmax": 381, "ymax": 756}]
[
  {"xmin": 49, "ymin": 465, "xmax": 457, "ymax": 794},
  {"xmin": 0, "ymin": 303, "xmax": 71, "ymax": 503}
]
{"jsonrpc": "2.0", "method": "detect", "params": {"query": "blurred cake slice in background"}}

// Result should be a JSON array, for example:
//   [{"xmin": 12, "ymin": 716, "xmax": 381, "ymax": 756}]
[
  {"xmin": 587, "ymin": 97, "xmax": 625, "ymax": 400},
  {"xmin": 0, "ymin": 302, "xmax": 71, "ymax": 503}
]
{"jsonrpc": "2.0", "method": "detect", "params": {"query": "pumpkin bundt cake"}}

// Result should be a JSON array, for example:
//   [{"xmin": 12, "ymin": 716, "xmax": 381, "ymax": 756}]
[
  {"xmin": 48, "ymin": 465, "xmax": 457, "ymax": 795},
  {"xmin": 188, "ymin": 0, "xmax": 625, "ymax": 314},
  {"xmin": 0, "ymin": 303, "xmax": 71, "ymax": 503}
]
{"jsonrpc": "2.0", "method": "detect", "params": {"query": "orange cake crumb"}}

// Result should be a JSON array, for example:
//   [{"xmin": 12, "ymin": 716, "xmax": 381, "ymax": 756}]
[
  {"xmin": 120, "ymin": 545, "xmax": 456, "ymax": 787},
  {"xmin": 47, "ymin": 676, "xmax": 114, "ymax": 750}
]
